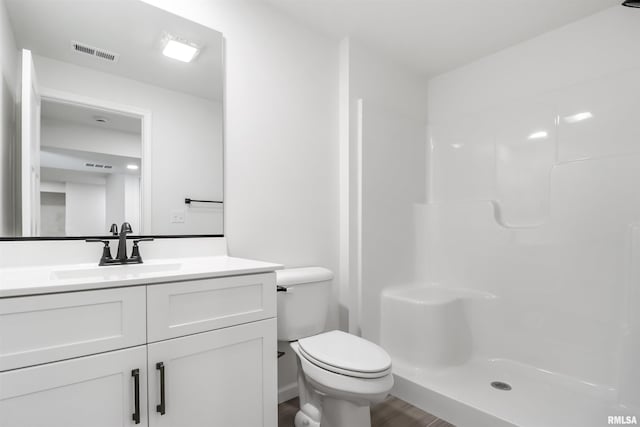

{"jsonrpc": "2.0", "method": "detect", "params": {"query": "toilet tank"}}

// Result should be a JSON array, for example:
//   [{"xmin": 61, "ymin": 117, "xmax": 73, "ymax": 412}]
[{"xmin": 276, "ymin": 267, "xmax": 334, "ymax": 341}]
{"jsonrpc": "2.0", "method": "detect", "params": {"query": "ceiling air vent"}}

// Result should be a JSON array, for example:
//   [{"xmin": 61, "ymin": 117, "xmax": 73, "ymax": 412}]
[
  {"xmin": 71, "ymin": 41, "xmax": 120, "ymax": 63},
  {"xmin": 85, "ymin": 162, "xmax": 114, "ymax": 169}
]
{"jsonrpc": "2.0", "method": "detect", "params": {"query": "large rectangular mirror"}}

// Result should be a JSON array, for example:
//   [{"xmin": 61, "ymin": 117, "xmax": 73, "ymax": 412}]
[{"xmin": 0, "ymin": 0, "xmax": 224, "ymax": 239}]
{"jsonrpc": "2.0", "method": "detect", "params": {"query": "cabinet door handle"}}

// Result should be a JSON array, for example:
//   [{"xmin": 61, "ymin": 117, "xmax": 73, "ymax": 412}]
[
  {"xmin": 131, "ymin": 369, "xmax": 141, "ymax": 424},
  {"xmin": 156, "ymin": 362, "xmax": 166, "ymax": 415}
]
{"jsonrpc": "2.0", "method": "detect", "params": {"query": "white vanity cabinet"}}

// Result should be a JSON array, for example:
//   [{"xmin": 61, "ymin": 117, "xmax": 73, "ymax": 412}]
[{"xmin": 0, "ymin": 271, "xmax": 277, "ymax": 427}]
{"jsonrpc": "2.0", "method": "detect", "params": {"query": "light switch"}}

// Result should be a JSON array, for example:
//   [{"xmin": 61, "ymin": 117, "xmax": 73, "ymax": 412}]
[{"xmin": 171, "ymin": 210, "xmax": 185, "ymax": 223}]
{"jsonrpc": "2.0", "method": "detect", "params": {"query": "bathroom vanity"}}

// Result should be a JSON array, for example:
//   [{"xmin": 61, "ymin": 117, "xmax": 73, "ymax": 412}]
[
  {"xmin": 0, "ymin": 256, "xmax": 282, "ymax": 427},
  {"xmin": 0, "ymin": 0, "xmax": 282, "ymax": 425}
]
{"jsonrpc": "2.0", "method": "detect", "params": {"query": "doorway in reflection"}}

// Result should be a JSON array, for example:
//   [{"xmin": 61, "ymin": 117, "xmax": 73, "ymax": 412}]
[{"xmin": 39, "ymin": 100, "xmax": 142, "ymax": 236}]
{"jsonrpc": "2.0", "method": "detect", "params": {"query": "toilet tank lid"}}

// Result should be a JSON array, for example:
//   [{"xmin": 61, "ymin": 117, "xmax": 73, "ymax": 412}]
[{"xmin": 276, "ymin": 267, "xmax": 334, "ymax": 288}]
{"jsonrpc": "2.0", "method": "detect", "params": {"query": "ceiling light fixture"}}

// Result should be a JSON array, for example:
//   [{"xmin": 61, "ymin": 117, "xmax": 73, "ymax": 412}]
[
  {"xmin": 563, "ymin": 112, "xmax": 593, "ymax": 124},
  {"xmin": 528, "ymin": 131, "xmax": 548, "ymax": 140},
  {"xmin": 162, "ymin": 34, "xmax": 200, "ymax": 63},
  {"xmin": 127, "ymin": 164, "xmax": 139, "ymax": 170}
]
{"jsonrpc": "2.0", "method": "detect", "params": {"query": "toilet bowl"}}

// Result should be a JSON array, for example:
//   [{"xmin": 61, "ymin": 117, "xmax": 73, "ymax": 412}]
[{"xmin": 277, "ymin": 267, "xmax": 394, "ymax": 427}]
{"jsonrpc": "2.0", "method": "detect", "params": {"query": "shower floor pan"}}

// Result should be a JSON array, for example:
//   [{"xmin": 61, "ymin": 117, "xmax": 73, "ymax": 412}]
[
  {"xmin": 381, "ymin": 285, "xmax": 638, "ymax": 426},
  {"xmin": 392, "ymin": 357, "xmax": 635, "ymax": 427}
]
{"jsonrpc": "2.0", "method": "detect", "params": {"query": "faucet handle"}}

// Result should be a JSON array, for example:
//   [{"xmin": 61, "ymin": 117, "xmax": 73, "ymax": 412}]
[
  {"xmin": 109, "ymin": 223, "xmax": 118, "ymax": 236},
  {"xmin": 86, "ymin": 238, "xmax": 111, "ymax": 244},
  {"xmin": 133, "ymin": 238, "xmax": 154, "ymax": 244},
  {"xmin": 85, "ymin": 239, "xmax": 113, "ymax": 265},
  {"xmin": 130, "ymin": 238, "xmax": 154, "ymax": 263}
]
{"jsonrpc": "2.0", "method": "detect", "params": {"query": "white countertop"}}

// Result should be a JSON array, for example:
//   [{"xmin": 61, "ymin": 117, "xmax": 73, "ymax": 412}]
[{"xmin": 0, "ymin": 256, "xmax": 283, "ymax": 298}]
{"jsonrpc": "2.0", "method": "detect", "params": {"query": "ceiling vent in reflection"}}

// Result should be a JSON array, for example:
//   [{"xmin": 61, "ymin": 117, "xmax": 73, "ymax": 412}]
[
  {"xmin": 71, "ymin": 41, "xmax": 120, "ymax": 63},
  {"xmin": 85, "ymin": 162, "xmax": 113, "ymax": 169}
]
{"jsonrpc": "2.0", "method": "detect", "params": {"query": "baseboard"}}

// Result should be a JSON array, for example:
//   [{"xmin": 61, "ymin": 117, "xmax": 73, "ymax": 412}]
[{"xmin": 278, "ymin": 382, "xmax": 298, "ymax": 404}]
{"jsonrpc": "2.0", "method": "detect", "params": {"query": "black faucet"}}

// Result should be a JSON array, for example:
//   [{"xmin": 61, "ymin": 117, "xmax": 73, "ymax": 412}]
[
  {"xmin": 86, "ymin": 222, "xmax": 153, "ymax": 266},
  {"xmin": 116, "ymin": 222, "xmax": 133, "ymax": 262}
]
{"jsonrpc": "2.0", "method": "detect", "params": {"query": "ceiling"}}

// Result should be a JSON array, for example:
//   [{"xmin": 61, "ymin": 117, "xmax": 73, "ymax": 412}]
[
  {"xmin": 42, "ymin": 100, "xmax": 142, "ymax": 134},
  {"xmin": 41, "ymin": 147, "xmax": 141, "ymax": 177},
  {"xmin": 264, "ymin": 0, "xmax": 621, "ymax": 78},
  {"xmin": 40, "ymin": 100, "xmax": 142, "ymax": 179},
  {"xmin": 6, "ymin": 0, "xmax": 224, "ymax": 101}
]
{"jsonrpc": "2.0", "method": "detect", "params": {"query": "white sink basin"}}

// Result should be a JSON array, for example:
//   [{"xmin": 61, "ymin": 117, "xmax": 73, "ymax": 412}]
[{"xmin": 51, "ymin": 263, "xmax": 183, "ymax": 281}]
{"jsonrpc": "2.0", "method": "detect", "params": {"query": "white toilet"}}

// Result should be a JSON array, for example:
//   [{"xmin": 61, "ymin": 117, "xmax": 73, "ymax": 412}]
[{"xmin": 277, "ymin": 267, "xmax": 394, "ymax": 427}]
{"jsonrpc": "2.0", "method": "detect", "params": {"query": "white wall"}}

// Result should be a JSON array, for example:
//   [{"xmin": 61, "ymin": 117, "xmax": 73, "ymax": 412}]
[
  {"xmin": 106, "ymin": 173, "xmax": 125, "ymax": 228},
  {"xmin": 40, "ymin": 181, "xmax": 64, "ymax": 193},
  {"xmin": 40, "ymin": 191, "xmax": 65, "ymax": 236},
  {"xmin": 41, "ymin": 167, "xmax": 106, "ymax": 186},
  {"xmin": 347, "ymin": 39, "xmax": 429, "ymax": 123},
  {"xmin": 141, "ymin": 0, "xmax": 340, "ymax": 402},
  {"xmin": 0, "ymin": 0, "xmax": 18, "ymax": 236},
  {"xmin": 342, "ymin": 38, "xmax": 429, "ymax": 343},
  {"xmin": 32, "ymin": 55, "xmax": 223, "ymax": 235},
  {"xmin": 64, "ymin": 182, "xmax": 105, "ymax": 236},
  {"xmin": 423, "ymin": 5, "xmax": 640, "ymax": 406},
  {"xmin": 106, "ymin": 173, "xmax": 140, "ymax": 233},
  {"xmin": 124, "ymin": 174, "xmax": 140, "ymax": 233}
]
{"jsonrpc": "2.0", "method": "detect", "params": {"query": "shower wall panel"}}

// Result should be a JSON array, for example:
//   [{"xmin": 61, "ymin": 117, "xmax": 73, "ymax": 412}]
[{"xmin": 422, "ymin": 5, "xmax": 640, "ymax": 394}]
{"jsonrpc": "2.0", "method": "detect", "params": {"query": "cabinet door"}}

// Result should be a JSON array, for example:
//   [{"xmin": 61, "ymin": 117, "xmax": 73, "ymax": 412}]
[
  {"xmin": 0, "ymin": 346, "xmax": 148, "ymax": 427},
  {"xmin": 148, "ymin": 318, "xmax": 277, "ymax": 427}
]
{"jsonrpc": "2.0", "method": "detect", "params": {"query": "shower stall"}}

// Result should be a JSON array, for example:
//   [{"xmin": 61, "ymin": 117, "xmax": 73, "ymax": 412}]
[{"xmin": 360, "ymin": 5, "xmax": 640, "ymax": 426}]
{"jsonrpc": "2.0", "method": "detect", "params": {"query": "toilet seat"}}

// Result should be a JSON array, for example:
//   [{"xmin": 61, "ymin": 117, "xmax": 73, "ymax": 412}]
[
  {"xmin": 298, "ymin": 330, "xmax": 392, "ymax": 379},
  {"xmin": 291, "ymin": 341, "xmax": 394, "ymax": 401}
]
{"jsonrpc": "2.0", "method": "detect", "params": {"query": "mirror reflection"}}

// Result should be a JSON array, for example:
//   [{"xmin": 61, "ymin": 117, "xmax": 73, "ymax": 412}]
[
  {"xmin": 1, "ymin": 0, "xmax": 224, "ymax": 238},
  {"xmin": 40, "ymin": 100, "xmax": 142, "ymax": 237}
]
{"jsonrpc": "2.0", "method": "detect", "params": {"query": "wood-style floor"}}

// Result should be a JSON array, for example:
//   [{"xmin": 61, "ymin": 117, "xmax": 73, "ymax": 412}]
[{"xmin": 278, "ymin": 395, "xmax": 455, "ymax": 427}]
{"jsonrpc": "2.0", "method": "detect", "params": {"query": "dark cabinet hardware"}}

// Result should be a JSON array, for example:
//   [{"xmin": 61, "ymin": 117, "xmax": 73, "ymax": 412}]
[
  {"xmin": 132, "ymin": 369, "xmax": 140, "ymax": 424},
  {"xmin": 156, "ymin": 362, "xmax": 166, "ymax": 415},
  {"xmin": 277, "ymin": 286, "xmax": 287, "ymax": 292}
]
